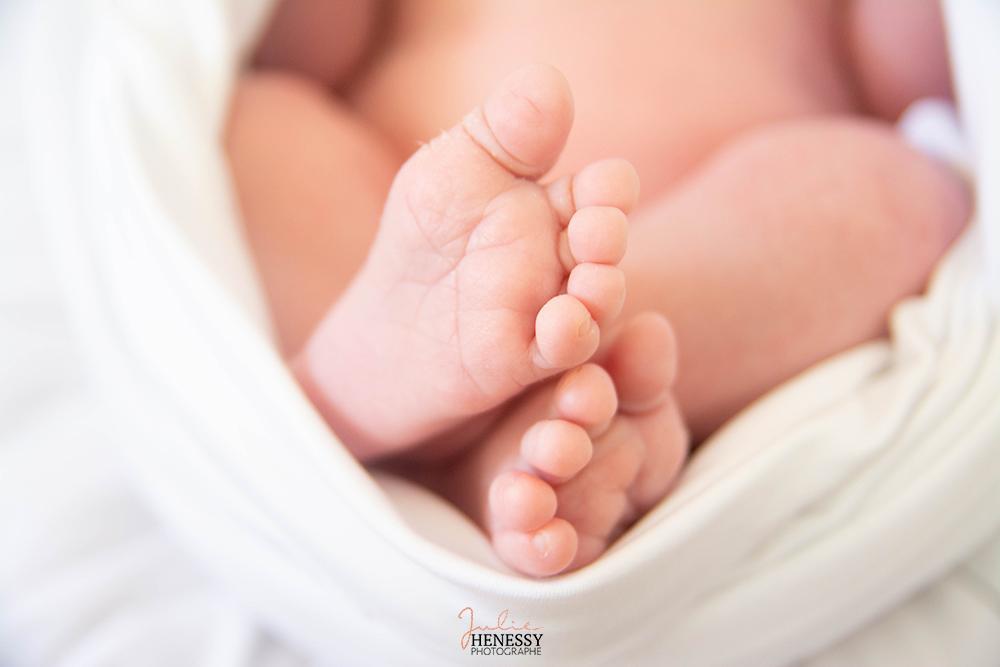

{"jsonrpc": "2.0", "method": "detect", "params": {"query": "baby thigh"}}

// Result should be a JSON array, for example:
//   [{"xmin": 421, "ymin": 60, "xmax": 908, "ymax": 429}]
[
  {"xmin": 226, "ymin": 72, "xmax": 401, "ymax": 356},
  {"xmin": 622, "ymin": 118, "xmax": 971, "ymax": 440}
]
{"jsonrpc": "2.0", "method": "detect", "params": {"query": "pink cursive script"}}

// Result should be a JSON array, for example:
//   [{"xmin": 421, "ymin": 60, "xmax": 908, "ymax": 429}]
[{"xmin": 458, "ymin": 607, "xmax": 543, "ymax": 649}]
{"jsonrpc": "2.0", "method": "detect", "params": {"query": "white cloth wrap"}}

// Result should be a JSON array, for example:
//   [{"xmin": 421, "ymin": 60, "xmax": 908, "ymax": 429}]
[{"xmin": 2, "ymin": 0, "xmax": 999, "ymax": 664}]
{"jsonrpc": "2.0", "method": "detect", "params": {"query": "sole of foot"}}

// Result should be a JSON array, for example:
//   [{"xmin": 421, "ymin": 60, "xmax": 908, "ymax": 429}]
[
  {"xmin": 438, "ymin": 312, "xmax": 689, "ymax": 577},
  {"xmin": 296, "ymin": 65, "xmax": 642, "ymax": 459}
]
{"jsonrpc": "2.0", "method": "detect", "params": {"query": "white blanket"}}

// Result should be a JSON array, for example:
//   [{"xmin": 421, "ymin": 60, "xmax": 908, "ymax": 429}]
[{"xmin": 2, "ymin": 0, "xmax": 999, "ymax": 664}]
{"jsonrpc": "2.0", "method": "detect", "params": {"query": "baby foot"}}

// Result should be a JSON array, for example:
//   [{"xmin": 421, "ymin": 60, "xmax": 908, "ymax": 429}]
[
  {"xmin": 294, "ymin": 65, "xmax": 640, "ymax": 459},
  {"xmin": 437, "ymin": 313, "xmax": 689, "ymax": 577}
]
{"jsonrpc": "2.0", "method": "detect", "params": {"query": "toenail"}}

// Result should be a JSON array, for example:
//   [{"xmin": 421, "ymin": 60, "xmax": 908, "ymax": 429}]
[
  {"xmin": 532, "ymin": 531, "xmax": 551, "ymax": 558},
  {"xmin": 578, "ymin": 317, "xmax": 594, "ymax": 338}
]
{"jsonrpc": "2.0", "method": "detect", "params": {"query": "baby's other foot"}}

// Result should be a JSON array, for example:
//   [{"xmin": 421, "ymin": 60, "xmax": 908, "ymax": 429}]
[
  {"xmin": 438, "ymin": 313, "xmax": 689, "ymax": 577},
  {"xmin": 295, "ymin": 65, "xmax": 640, "ymax": 459}
]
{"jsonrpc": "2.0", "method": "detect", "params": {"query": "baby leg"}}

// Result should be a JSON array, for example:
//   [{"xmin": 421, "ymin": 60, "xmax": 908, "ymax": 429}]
[
  {"xmin": 231, "ymin": 66, "xmax": 639, "ymax": 460},
  {"xmin": 621, "ymin": 117, "xmax": 970, "ymax": 440},
  {"xmin": 226, "ymin": 72, "xmax": 400, "ymax": 356},
  {"xmin": 846, "ymin": 0, "xmax": 952, "ymax": 120}
]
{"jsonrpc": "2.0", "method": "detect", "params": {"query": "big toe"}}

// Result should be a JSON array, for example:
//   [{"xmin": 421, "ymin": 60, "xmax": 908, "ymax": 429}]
[
  {"xmin": 388, "ymin": 64, "xmax": 576, "ymax": 249},
  {"xmin": 493, "ymin": 518, "xmax": 578, "ymax": 578},
  {"xmin": 465, "ymin": 64, "xmax": 575, "ymax": 179}
]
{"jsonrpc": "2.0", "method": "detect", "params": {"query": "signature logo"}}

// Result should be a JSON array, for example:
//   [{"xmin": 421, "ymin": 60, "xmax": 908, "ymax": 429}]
[{"xmin": 458, "ymin": 607, "xmax": 544, "ymax": 656}]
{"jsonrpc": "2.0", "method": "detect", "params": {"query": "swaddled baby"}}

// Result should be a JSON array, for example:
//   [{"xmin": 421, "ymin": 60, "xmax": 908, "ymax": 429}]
[{"xmin": 226, "ymin": 0, "xmax": 970, "ymax": 576}]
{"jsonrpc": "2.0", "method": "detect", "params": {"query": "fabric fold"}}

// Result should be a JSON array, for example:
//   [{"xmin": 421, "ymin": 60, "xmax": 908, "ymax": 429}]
[{"xmin": 3, "ymin": 0, "xmax": 999, "ymax": 664}]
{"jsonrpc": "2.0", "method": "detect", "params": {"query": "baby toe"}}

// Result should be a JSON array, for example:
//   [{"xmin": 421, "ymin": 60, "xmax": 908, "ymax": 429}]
[
  {"xmin": 567, "ymin": 206, "xmax": 628, "ymax": 265},
  {"xmin": 548, "ymin": 159, "xmax": 641, "ymax": 223},
  {"xmin": 552, "ymin": 364, "xmax": 617, "ymax": 433},
  {"xmin": 603, "ymin": 312, "xmax": 677, "ymax": 412},
  {"xmin": 467, "ymin": 64, "xmax": 574, "ymax": 179},
  {"xmin": 532, "ymin": 294, "xmax": 600, "ymax": 371},
  {"xmin": 628, "ymin": 399, "xmax": 689, "ymax": 510},
  {"xmin": 572, "ymin": 158, "xmax": 641, "ymax": 213},
  {"xmin": 489, "ymin": 470, "xmax": 557, "ymax": 532},
  {"xmin": 567, "ymin": 263, "xmax": 626, "ymax": 325},
  {"xmin": 571, "ymin": 533, "xmax": 610, "ymax": 571},
  {"xmin": 493, "ymin": 518, "xmax": 578, "ymax": 577},
  {"xmin": 521, "ymin": 419, "xmax": 593, "ymax": 481},
  {"xmin": 556, "ymin": 481, "xmax": 633, "ymax": 541}
]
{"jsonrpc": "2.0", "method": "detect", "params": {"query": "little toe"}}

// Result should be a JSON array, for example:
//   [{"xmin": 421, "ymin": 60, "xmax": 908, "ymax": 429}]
[
  {"xmin": 493, "ymin": 518, "xmax": 578, "ymax": 577},
  {"xmin": 489, "ymin": 471, "xmax": 557, "ymax": 532},
  {"xmin": 552, "ymin": 364, "xmax": 618, "ymax": 433},
  {"xmin": 603, "ymin": 312, "xmax": 677, "ymax": 412},
  {"xmin": 531, "ymin": 294, "xmax": 600, "ymax": 371},
  {"xmin": 567, "ymin": 206, "xmax": 629, "ymax": 265},
  {"xmin": 567, "ymin": 264, "xmax": 627, "ymax": 325},
  {"xmin": 521, "ymin": 419, "xmax": 594, "ymax": 481},
  {"xmin": 554, "ymin": 421, "xmax": 645, "ymax": 538}
]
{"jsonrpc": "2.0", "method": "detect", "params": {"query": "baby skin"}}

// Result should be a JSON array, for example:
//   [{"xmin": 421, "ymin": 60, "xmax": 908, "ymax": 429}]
[
  {"xmin": 292, "ymin": 65, "xmax": 690, "ymax": 575},
  {"xmin": 296, "ymin": 65, "xmax": 638, "ymax": 457},
  {"xmin": 228, "ymin": 0, "xmax": 971, "ymax": 576}
]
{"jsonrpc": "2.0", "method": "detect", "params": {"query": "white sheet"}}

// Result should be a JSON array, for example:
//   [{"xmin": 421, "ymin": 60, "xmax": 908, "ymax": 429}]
[{"xmin": 1, "ymin": 0, "xmax": 998, "ymax": 664}]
